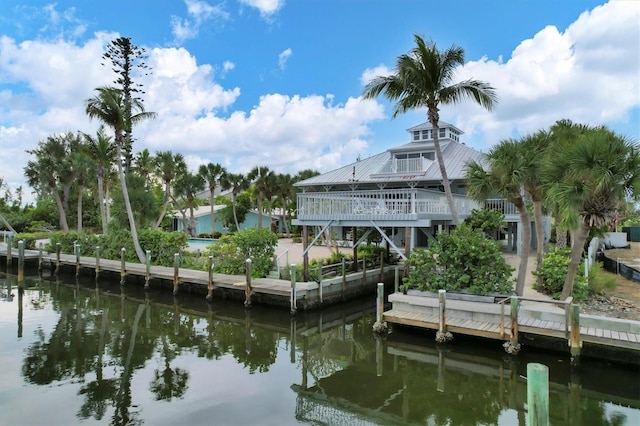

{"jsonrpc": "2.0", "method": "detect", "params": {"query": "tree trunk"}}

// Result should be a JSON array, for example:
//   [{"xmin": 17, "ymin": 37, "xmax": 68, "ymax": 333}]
[
  {"xmin": 155, "ymin": 183, "xmax": 171, "ymax": 229},
  {"xmin": 556, "ymin": 224, "xmax": 567, "ymax": 249},
  {"xmin": 77, "ymin": 184, "xmax": 83, "ymax": 233},
  {"xmin": 533, "ymin": 200, "xmax": 545, "ymax": 286},
  {"xmin": 561, "ymin": 222, "xmax": 589, "ymax": 300},
  {"xmin": 257, "ymin": 193, "xmax": 263, "ymax": 229},
  {"xmin": 52, "ymin": 185, "xmax": 70, "ymax": 232},
  {"xmin": 105, "ymin": 179, "xmax": 112, "ymax": 224},
  {"xmin": 209, "ymin": 190, "xmax": 216, "ymax": 235},
  {"xmin": 97, "ymin": 175, "xmax": 108, "ymax": 234},
  {"xmin": 117, "ymin": 144, "xmax": 146, "ymax": 263},
  {"xmin": 430, "ymin": 117, "xmax": 460, "ymax": 225},
  {"xmin": 232, "ymin": 193, "xmax": 240, "ymax": 230},
  {"xmin": 515, "ymin": 200, "xmax": 532, "ymax": 297}
]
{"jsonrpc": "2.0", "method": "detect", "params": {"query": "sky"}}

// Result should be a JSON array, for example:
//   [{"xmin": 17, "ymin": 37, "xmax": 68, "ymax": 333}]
[{"xmin": 1, "ymin": 0, "xmax": 639, "ymax": 205}]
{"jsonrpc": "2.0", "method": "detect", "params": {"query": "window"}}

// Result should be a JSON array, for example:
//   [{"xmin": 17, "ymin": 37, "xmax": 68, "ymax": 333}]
[
  {"xmin": 421, "ymin": 130, "xmax": 428, "ymax": 139},
  {"xmin": 423, "ymin": 152, "xmax": 435, "ymax": 160},
  {"xmin": 413, "ymin": 131, "xmax": 420, "ymax": 141},
  {"xmin": 439, "ymin": 128, "xmax": 446, "ymax": 137}
]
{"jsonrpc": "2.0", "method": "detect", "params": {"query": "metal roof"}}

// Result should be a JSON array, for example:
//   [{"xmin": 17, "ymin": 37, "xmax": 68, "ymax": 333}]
[{"xmin": 295, "ymin": 124, "xmax": 486, "ymax": 188}]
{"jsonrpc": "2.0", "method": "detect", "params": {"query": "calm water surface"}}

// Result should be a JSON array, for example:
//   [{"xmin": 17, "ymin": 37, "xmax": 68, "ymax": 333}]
[{"xmin": 0, "ymin": 270, "xmax": 638, "ymax": 426}]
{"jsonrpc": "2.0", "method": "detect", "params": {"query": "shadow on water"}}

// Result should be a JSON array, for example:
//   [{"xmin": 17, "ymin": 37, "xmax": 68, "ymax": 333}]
[{"xmin": 1, "ymin": 269, "xmax": 638, "ymax": 426}]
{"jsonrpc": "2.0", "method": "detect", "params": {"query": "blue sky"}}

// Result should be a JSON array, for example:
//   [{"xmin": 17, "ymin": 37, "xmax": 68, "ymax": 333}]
[{"xmin": 1, "ymin": 0, "xmax": 638, "ymax": 203}]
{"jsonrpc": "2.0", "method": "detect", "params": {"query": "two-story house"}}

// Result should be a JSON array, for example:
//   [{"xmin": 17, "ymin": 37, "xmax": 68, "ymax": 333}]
[{"xmin": 293, "ymin": 121, "xmax": 543, "ymax": 260}]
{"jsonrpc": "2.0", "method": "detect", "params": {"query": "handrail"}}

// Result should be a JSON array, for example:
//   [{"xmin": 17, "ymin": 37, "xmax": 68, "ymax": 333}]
[{"xmin": 498, "ymin": 296, "xmax": 574, "ymax": 340}]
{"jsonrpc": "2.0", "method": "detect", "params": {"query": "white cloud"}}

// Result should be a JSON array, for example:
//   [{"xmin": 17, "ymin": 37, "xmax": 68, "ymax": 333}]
[
  {"xmin": 360, "ymin": 64, "xmax": 392, "ymax": 86},
  {"xmin": 441, "ymin": 1, "xmax": 640, "ymax": 149},
  {"xmin": 171, "ymin": 0, "xmax": 229, "ymax": 44},
  {"xmin": 278, "ymin": 48, "xmax": 292, "ymax": 70},
  {"xmin": 239, "ymin": 0, "xmax": 284, "ymax": 19}
]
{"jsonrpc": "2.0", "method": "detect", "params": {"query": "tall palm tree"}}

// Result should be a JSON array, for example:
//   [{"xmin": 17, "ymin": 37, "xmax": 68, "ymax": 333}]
[
  {"xmin": 154, "ymin": 151, "xmax": 186, "ymax": 229},
  {"xmin": 544, "ymin": 127, "xmax": 640, "ymax": 300},
  {"xmin": 466, "ymin": 139, "xmax": 532, "ymax": 296},
  {"xmin": 248, "ymin": 166, "xmax": 274, "ymax": 229},
  {"xmin": 519, "ymin": 130, "xmax": 551, "ymax": 285},
  {"xmin": 198, "ymin": 163, "xmax": 226, "ymax": 235},
  {"xmin": 69, "ymin": 132, "xmax": 91, "ymax": 232},
  {"xmin": 220, "ymin": 172, "xmax": 249, "ymax": 231},
  {"xmin": 84, "ymin": 126, "xmax": 115, "ymax": 234},
  {"xmin": 133, "ymin": 149, "xmax": 154, "ymax": 188},
  {"xmin": 173, "ymin": 172, "xmax": 204, "ymax": 236},
  {"xmin": 363, "ymin": 34, "xmax": 497, "ymax": 225},
  {"xmin": 276, "ymin": 173, "xmax": 295, "ymax": 237},
  {"xmin": 86, "ymin": 86, "xmax": 156, "ymax": 263}
]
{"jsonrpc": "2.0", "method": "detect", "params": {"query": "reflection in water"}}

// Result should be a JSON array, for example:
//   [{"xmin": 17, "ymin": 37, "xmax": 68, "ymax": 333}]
[{"xmin": 0, "ymin": 271, "xmax": 638, "ymax": 425}]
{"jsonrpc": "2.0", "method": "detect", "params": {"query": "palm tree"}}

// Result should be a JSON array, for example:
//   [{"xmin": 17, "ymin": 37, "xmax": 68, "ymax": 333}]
[
  {"xmin": 133, "ymin": 149, "xmax": 154, "ymax": 188},
  {"xmin": 466, "ymin": 139, "xmax": 532, "ymax": 296},
  {"xmin": 24, "ymin": 134, "xmax": 75, "ymax": 232},
  {"xmin": 173, "ymin": 172, "xmax": 204, "ymax": 236},
  {"xmin": 86, "ymin": 86, "xmax": 157, "ymax": 263},
  {"xmin": 248, "ymin": 166, "xmax": 274, "ymax": 229},
  {"xmin": 220, "ymin": 172, "xmax": 249, "ymax": 231},
  {"xmin": 198, "ymin": 163, "xmax": 226, "ymax": 235},
  {"xmin": 84, "ymin": 126, "xmax": 115, "ymax": 234},
  {"xmin": 519, "ymin": 130, "xmax": 552, "ymax": 285},
  {"xmin": 363, "ymin": 34, "xmax": 497, "ymax": 225},
  {"xmin": 154, "ymin": 151, "xmax": 186, "ymax": 229},
  {"xmin": 69, "ymin": 132, "xmax": 91, "ymax": 232},
  {"xmin": 276, "ymin": 173, "xmax": 295, "ymax": 237},
  {"xmin": 544, "ymin": 127, "xmax": 640, "ymax": 300}
]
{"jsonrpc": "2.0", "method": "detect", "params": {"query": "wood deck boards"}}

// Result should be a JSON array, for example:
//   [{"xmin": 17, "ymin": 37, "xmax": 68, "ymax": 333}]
[{"xmin": 384, "ymin": 308, "xmax": 640, "ymax": 351}]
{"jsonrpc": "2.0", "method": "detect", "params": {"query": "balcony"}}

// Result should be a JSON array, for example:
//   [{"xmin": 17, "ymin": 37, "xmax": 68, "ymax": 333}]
[{"xmin": 295, "ymin": 189, "xmax": 481, "ymax": 225}]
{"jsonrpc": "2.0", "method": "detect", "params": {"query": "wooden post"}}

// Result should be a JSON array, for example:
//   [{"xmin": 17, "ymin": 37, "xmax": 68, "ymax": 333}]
[
  {"xmin": 95, "ymin": 246, "xmax": 100, "ymax": 281},
  {"xmin": 569, "ymin": 303, "xmax": 581, "ymax": 363},
  {"xmin": 438, "ymin": 289, "xmax": 446, "ymax": 334},
  {"xmin": 510, "ymin": 297, "xmax": 519, "ymax": 346},
  {"xmin": 6, "ymin": 234, "xmax": 12, "ymax": 267},
  {"xmin": 120, "ymin": 247, "xmax": 126, "ymax": 285},
  {"xmin": 245, "ymin": 258, "xmax": 252, "ymax": 307},
  {"xmin": 376, "ymin": 336, "xmax": 383, "ymax": 377},
  {"xmin": 144, "ymin": 250, "xmax": 151, "ymax": 289},
  {"xmin": 74, "ymin": 242, "xmax": 80, "ymax": 277},
  {"xmin": 317, "ymin": 262, "xmax": 323, "ymax": 304},
  {"xmin": 527, "ymin": 363, "xmax": 549, "ymax": 426},
  {"xmin": 38, "ymin": 242, "xmax": 43, "ymax": 273},
  {"xmin": 55, "ymin": 242, "xmax": 61, "ymax": 275},
  {"xmin": 206, "ymin": 256, "xmax": 214, "ymax": 301},
  {"xmin": 394, "ymin": 266, "xmax": 399, "ymax": 293},
  {"xmin": 17, "ymin": 240, "xmax": 24, "ymax": 284},
  {"xmin": 379, "ymin": 252, "xmax": 384, "ymax": 282},
  {"xmin": 173, "ymin": 253, "xmax": 180, "ymax": 295},
  {"xmin": 376, "ymin": 283, "xmax": 384, "ymax": 324},
  {"xmin": 361, "ymin": 256, "xmax": 367, "ymax": 287},
  {"xmin": 341, "ymin": 257, "xmax": 346, "ymax": 299},
  {"xmin": 290, "ymin": 264, "xmax": 297, "ymax": 314}
]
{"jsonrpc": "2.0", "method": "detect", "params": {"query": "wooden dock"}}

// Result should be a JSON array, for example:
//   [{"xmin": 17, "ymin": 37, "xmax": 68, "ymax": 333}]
[
  {"xmin": 383, "ymin": 292, "xmax": 640, "ymax": 362},
  {"xmin": 0, "ymin": 243, "xmax": 397, "ymax": 311}
]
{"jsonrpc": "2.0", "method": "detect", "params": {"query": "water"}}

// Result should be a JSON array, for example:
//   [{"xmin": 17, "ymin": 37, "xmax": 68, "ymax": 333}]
[
  {"xmin": 1, "ymin": 271, "xmax": 638, "ymax": 426},
  {"xmin": 187, "ymin": 238, "xmax": 218, "ymax": 251}
]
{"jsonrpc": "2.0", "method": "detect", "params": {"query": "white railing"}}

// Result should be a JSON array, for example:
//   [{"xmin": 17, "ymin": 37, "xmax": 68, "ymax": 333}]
[
  {"xmin": 377, "ymin": 157, "xmax": 429, "ymax": 174},
  {"xmin": 485, "ymin": 199, "xmax": 519, "ymax": 216},
  {"xmin": 296, "ymin": 189, "xmax": 481, "ymax": 220}
]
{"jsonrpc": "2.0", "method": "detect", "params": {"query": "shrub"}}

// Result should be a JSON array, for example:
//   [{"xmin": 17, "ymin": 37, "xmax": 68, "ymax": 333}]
[
  {"xmin": 532, "ymin": 247, "xmax": 588, "ymax": 300},
  {"xmin": 208, "ymin": 227, "xmax": 278, "ymax": 277},
  {"xmin": 402, "ymin": 224, "xmax": 514, "ymax": 295},
  {"xmin": 587, "ymin": 261, "xmax": 617, "ymax": 296}
]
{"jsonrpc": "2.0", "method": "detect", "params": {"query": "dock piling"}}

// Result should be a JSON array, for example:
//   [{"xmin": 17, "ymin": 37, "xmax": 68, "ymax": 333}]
[
  {"xmin": 55, "ymin": 243, "xmax": 61, "ymax": 275},
  {"xmin": 245, "ymin": 258, "xmax": 252, "ymax": 307},
  {"xmin": 361, "ymin": 256, "xmax": 367, "ymax": 287},
  {"xmin": 120, "ymin": 248, "xmax": 126, "ymax": 285},
  {"xmin": 317, "ymin": 262, "xmax": 323, "ymax": 303},
  {"xmin": 206, "ymin": 256, "xmax": 214, "ymax": 301},
  {"xmin": 95, "ymin": 246, "xmax": 100, "ymax": 280},
  {"xmin": 144, "ymin": 250, "xmax": 151, "ymax": 289},
  {"xmin": 570, "ymin": 303, "xmax": 581, "ymax": 363},
  {"xmin": 38, "ymin": 242, "xmax": 43, "ymax": 273},
  {"xmin": 394, "ymin": 266, "xmax": 399, "ymax": 293},
  {"xmin": 503, "ymin": 297, "xmax": 521, "ymax": 355},
  {"xmin": 290, "ymin": 264, "xmax": 297, "ymax": 314},
  {"xmin": 527, "ymin": 363, "xmax": 549, "ymax": 426},
  {"xmin": 435, "ymin": 289, "xmax": 452, "ymax": 342},
  {"xmin": 341, "ymin": 257, "xmax": 346, "ymax": 299},
  {"xmin": 379, "ymin": 252, "xmax": 384, "ymax": 282},
  {"xmin": 372, "ymin": 283, "xmax": 388, "ymax": 334},
  {"xmin": 6, "ymin": 234, "xmax": 12, "ymax": 267},
  {"xmin": 173, "ymin": 253, "xmax": 180, "ymax": 295},
  {"xmin": 17, "ymin": 240, "xmax": 24, "ymax": 284},
  {"xmin": 74, "ymin": 241, "xmax": 80, "ymax": 277}
]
